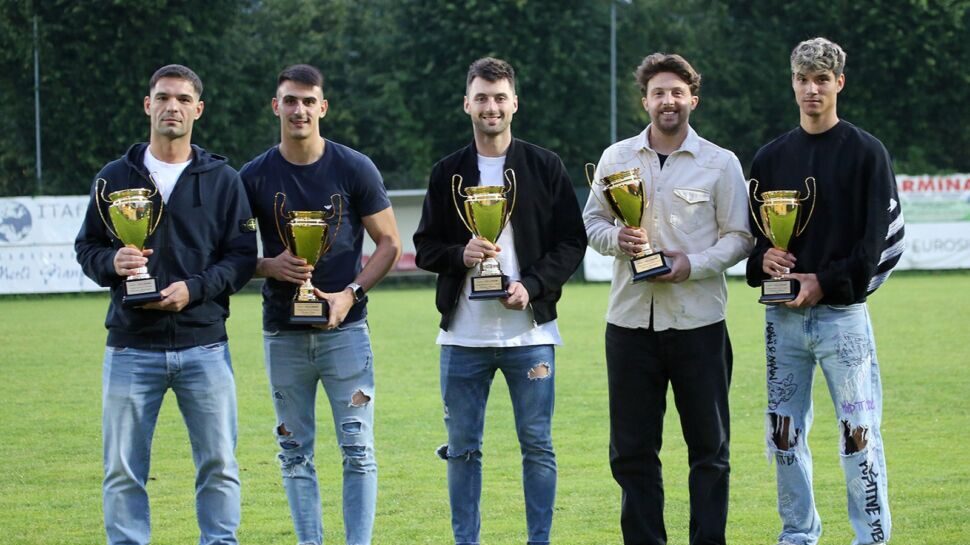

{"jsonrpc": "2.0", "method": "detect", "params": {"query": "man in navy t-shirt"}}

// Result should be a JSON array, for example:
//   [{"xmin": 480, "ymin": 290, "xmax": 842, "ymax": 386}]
[{"xmin": 241, "ymin": 64, "xmax": 401, "ymax": 545}]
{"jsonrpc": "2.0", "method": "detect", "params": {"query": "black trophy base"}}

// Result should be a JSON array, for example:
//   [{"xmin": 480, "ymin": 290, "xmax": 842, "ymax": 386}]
[
  {"xmin": 630, "ymin": 251, "xmax": 671, "ymax": 283},
  {"xmin": 289, "ymin": 299, "xmax": 330, "ymax": 325},
  {"xmin": 759, "ymin": 278, "xmax": 801, "ymax": 305},
  {"xmin": 122, "ymin": 277, "xmax": 162, "ymax": 308},
  {"xmin": 469, "ymin": 274, "xmax": 510, "ymax": 300}
]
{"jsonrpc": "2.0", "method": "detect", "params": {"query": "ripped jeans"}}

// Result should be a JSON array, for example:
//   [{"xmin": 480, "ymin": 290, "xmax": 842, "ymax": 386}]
[
  {"xmin": 439, "ymin": 345, "xmax": 557, "ymax": 545},
  {"xmin": 263, "ymin": 320, "xmax": 377, "ymax": 545},
  {"xmin": 765, "ymin": 304, "xmax": 890, "ymax": 545}
]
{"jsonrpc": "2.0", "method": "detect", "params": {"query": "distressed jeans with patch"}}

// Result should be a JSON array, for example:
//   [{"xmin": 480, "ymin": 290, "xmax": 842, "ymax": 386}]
[
  {"xmin": 765, "ymin": 304, "xmax": 891, "ymax": 545},
  {"xmin": 102, "ymin": 342, "xmax": 240, "ymax": 545},
  {"xmin": 439, "ymin": 344, "xmax": 557, "ymax": 545},
  {"xmin": 263, "ymin": 320, "xmax": 377, "ymax": 545}
]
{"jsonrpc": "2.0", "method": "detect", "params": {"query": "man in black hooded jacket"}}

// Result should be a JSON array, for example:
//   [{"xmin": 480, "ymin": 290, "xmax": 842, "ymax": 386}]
[{"xmin": 75, "ymin": 64, "xmax": 256, "ymax": 545}]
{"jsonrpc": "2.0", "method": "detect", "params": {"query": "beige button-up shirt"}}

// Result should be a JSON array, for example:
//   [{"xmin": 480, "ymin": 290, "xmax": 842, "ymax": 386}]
[{"xmin": 584, "ymin": 125, "xmax": 754, "ymax": 331}]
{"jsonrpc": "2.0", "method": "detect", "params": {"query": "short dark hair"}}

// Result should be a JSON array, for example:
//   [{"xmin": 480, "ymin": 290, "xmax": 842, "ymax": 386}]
[
  {"xmin": 149, "ymin": 64, "xmax": 203, "ymax": 97},
  {"xmin": 278, "ymin": 64, "xmax": 325, "ymax": 92},
  {"xmin": 634, "ymin": 53, "xmax": 701, "ymax": 96},
  {"xmin": 466, "ymin": 57, "xmax": 516, "ymax": 91}
]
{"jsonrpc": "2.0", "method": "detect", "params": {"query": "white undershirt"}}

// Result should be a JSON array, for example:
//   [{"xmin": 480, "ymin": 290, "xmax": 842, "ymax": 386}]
[
  {"xmin": 437, "ymin": 154, "xmax": 562, "ymax": 347},
  {"xmin": 143, "ymin": 149, "xmax": 191, "ymax": 204}
]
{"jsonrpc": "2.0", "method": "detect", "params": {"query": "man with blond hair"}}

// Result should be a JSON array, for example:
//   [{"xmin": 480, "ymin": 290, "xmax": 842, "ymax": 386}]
[{"xmin": 746, "ymin": 37, "xmax": 903, "ymax": 545}]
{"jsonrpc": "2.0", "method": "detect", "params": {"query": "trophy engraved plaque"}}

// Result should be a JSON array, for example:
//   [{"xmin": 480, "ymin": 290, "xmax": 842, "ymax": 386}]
[
  {"xmin": 749, "ymin": 177, "xmax": 816, "ymax": 304},
  {"xmin": 96, "ymin": 178, "xmax": 164, "ymax": 307},
  {"xmin": 452, "ymin": 170, "xmax": 517, "ymax": 300},
  {"xmin": 274, "ymin": 192, "xmax": 343, "ymax": 324},
  {"xmin": 585, "ymin": 163, "xmax": 671, "ymax": 282}
]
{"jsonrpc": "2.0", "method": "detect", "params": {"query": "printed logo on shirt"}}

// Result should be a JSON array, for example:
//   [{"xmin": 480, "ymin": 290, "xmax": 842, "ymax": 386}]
[{"xmin": 240, "ymin": 218, "xmax": 257, "ymax": 232}]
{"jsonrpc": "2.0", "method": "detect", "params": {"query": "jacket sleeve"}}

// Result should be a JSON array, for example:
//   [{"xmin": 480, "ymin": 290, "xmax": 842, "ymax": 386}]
[
  {"xmin": 519, "ymin": 156, "xmax": 588, "ymax": 300},
  {"xmin": 184, "ymin": 171, "xmax": 258, "ymax": 303},
  {"xmin": 685, "ymin": 153, "xmax": 755, "ymax": 279},
  {"xmin": 75, "ymin": 177, "xmax": 123, "ymax": 288},
  {"xmin": 815, "ymin": 142, "xmax": 901, "ymax": 302},
  {"xmin": 413, "ymin": 162, "xmax": 470, "ymax": 275}
]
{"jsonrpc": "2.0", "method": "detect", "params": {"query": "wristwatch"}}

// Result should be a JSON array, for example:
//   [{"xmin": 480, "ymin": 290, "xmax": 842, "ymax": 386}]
[{"xmin": 346, "ymin": 282, "xmax": 366, "ymax": 304}]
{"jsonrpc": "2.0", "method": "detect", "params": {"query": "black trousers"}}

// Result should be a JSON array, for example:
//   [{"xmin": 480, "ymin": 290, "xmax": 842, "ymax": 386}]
[{"xmin": 605, "ymin": 321, "xmax": 732, "ymax": 545}]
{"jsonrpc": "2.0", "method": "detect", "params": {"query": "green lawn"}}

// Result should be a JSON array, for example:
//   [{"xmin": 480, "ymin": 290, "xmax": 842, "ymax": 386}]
[{"xmin": 1, "ymin": 273, "xmax": 967, "ymax": 544}]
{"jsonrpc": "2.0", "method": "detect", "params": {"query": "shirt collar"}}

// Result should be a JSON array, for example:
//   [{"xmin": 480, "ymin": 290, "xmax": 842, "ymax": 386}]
[{"xmin": 636, "ymin": 124, "xmax": 701, "ymax": 157}]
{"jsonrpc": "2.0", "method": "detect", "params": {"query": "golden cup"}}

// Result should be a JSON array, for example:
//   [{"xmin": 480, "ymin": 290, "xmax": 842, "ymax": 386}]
[
  {"xmin": 585, "ymin": 163, "xmax": 670, "ymax": 282},
  {"xmin": 274, "ymin": 192, "xmax": 343, "ymax": 324},
  {"xmin": 749, "ymin": 177, "xmax": 816, "ymax": 304},
  {"xmin": 96, "ymin": 178, "xmax": 164, "ymax": 307},
  {"xmin": 452, "ymin": 170, "xmax": 516, "ymax": 300}
]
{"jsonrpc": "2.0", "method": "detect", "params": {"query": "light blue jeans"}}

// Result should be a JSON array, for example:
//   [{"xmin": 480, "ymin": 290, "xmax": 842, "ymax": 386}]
[
  {"xmin": 102, "ymin": 342, "xmax": 240, "ymax": 545},
  {"xmin": 263, "ymin": 320, "xmax": 377, "ymax": 545},
  {"xmin": 439, "ymin": 344, "xmax": 557, "ymax": 545},
  {"xmin": 765, "ymin": 304, "xmax": 891, "ymax": 545}
]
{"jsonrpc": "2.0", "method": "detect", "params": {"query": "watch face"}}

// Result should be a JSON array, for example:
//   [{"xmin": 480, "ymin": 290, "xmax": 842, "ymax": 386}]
[{"xmin": 350, "ymin": 284, "xmax": 365, "ymax": 302}]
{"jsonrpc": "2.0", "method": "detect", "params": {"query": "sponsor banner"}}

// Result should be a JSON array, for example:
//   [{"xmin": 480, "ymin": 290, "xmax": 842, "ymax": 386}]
[
  {"xmin": 896, "ymin": 173, "xmax": 970, "ymax": 223},
  {"xmin": 584, "ymin": 173, "xmax": 970, "ymax": 281},
  {"xmin": 0, "ymin": 196, "xmax": 106, "ymax": 294},
  {"xmin": 0, "ymin": 245, "xmax": 103, "ymax": 293}
]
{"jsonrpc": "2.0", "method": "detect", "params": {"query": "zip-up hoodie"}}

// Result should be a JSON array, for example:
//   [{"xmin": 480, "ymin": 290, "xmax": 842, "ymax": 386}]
[{"xmin": 75, "ymin": 143, "xmax": 257, "ymax": 349}]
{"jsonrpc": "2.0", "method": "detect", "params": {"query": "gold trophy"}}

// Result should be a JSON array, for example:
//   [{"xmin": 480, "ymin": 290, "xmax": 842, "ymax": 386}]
[
  {"xmin": 749, "ymin": 177, "xmax": 816, "ymax": 304},
  {"xmin": 96, "ymin": 178, "xmax": 164, "ymax": 307},
  {"xmin": 585, "ymin": 163, "xmax": 670, "ymax": 282},
  {"xmin": 274, "ymin": 192, "xmax": 343, "ymax": 324},
  {"xmin": 452, "ymin": 170, "xmax": 517, "ymax": 300}
]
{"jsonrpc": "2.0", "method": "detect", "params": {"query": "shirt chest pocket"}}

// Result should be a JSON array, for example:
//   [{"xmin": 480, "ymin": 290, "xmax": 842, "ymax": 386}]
[{"xmin": 669, "ymin": 188, "xmax": 713, "ymax": 235}]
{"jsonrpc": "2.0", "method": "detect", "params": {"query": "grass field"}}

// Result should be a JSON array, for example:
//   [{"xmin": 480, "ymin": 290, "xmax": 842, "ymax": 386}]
[{"xmin": 1, "ymin": 273, "xmax": 968, "ymax": 544}]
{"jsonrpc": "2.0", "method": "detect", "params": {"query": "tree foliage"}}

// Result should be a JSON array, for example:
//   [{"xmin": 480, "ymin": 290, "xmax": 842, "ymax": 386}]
[{"xmin": 0, "ymin": 0, "xmax": 967, "ymax": 196}]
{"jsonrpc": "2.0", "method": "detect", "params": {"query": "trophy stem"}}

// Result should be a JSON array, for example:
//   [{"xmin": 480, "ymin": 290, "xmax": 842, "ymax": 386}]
[
  {"xmin": 297, "ymin": 278, "xmax": 316, "ymax": 301},
  {"xmin": 480, "ymin": 257, "xmax": 502, "ymax": 277},
  {"xmin": 130, "ymin": 266, "xmax": 149, "ymax": 280}
]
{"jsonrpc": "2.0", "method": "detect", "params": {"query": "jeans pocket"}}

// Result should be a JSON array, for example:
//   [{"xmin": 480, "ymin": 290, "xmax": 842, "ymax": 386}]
[
  {"xmin": 105, "ymin": 346, "xmax": 129, "ymax": 353},
  {"xmin": 263, "ymin": 329, "xmax": 281, "ymax": 337},
  {"xmin": 198, "ymin": 341, "xmax": 227, "ymax": 352}
]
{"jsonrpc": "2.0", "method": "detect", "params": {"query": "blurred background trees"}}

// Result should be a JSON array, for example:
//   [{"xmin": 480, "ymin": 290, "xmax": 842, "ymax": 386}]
[{"xmin": 1, "ymin": 0, "xmax": 967, "ymax": 196}]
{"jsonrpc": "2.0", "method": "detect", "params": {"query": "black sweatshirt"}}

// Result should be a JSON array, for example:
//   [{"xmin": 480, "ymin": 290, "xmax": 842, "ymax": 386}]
[
  {"xmin": 745, "ymin": 121, "xmax": 904, "ymax": 304},
  {"xmin": 75, "ymin": 143, "xmax": 257, "ymax": 349},
  {"xmin": 413, "ymin": 138, "xmax": 588, "ymax": 330}
]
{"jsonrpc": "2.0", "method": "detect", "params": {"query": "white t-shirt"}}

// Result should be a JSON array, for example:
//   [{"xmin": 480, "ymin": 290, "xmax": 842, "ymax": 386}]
[
  {"xmin": 143, "ymin": 149, "xmax": 191, "ymax": 204},
  {"xmin": 437, "ymin": 154, "xmax": 562, "ymax": 347}
]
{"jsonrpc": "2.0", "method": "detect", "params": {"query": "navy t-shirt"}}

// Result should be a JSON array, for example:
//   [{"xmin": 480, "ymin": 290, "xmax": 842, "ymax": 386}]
[{"xmin": 240, "ymin": 141, "xmax": 391, "ymax": 331}]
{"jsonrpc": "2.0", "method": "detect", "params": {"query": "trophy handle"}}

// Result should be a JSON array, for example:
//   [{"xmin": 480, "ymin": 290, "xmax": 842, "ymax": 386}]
[
  {"xmin": 583, "ymin": 161, "xmax": 614, "ymax": 214},
  {"xmin": 146, "ymin": 173, "xmax": 164, "ymax": 237},
  {"xmin": 321, "ymin": 193, "xmax": 344, "ymax": 256},
  {"xmin": 450, "ymin": 174, "xmax": 475, "ymax": 234},
  {"xmin": 273, "ymin": 192, "xmax": 291, "ymax": 253},
  {"xmin": 796, "ymin": 177, "xmax": 817, "ymax": 237},
  {"xmin": 746, "ymin": 178, "xmax": 771, "ymax": 240},
  {"xmin": 502, "ymin": 168, "xmax": 517, "ymax": 233},
  {"xmin": 94, "ymin": 178, "xmax": 122, "ymax": 242}
]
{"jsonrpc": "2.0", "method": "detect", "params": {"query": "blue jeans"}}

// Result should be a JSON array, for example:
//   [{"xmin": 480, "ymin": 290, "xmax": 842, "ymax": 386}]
[
  {"xmin": 765, "ymin": 304, "xmax": 891, "ymax": 545},
  {"xmin": 102, "ymin": 342, "xmax": 240, "ymax": 545},
  {"xmin": 439, "ymin": 345, "xmax": 557, "ymax": 545},
  {"xmin": 263, "ymin": 321, "xmax": 377, "ymax": 545}
]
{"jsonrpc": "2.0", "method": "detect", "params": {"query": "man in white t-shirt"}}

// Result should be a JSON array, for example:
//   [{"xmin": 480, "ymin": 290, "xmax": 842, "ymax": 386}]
[{"xmin": 414, "ymin": 57, "xmax": 587, "ymax": 545}]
